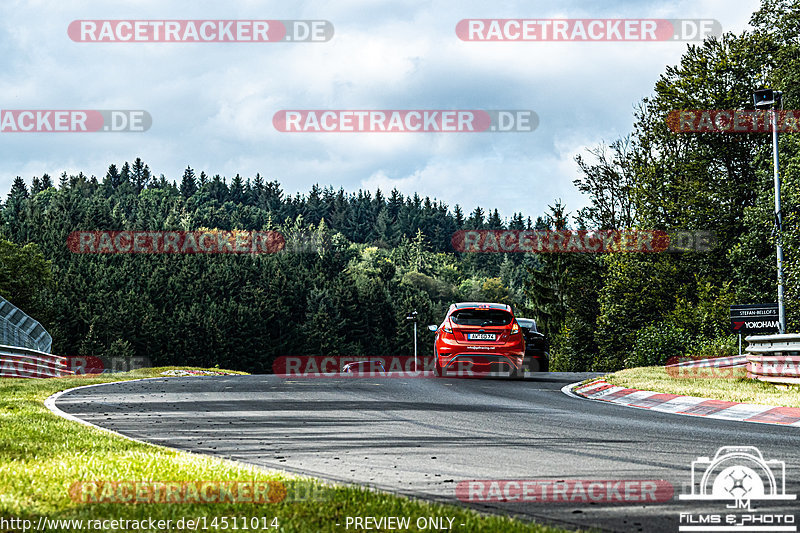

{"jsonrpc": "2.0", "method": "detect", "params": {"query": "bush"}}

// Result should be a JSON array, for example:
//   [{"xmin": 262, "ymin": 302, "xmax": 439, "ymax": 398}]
[
  {"xmin": 625, "ymin": 322, "xmax": 697, "ymax": 368},
  {"xmin": 687, "ymin": 335, "xmax": 738, "ymax": 359},
  {"xmin": 550, "ymin": 315, "xmax": 595, "ymax": 372},
  {"xmin": 106, "ymin": 338, "xmax": 135, "ymax": 360}
]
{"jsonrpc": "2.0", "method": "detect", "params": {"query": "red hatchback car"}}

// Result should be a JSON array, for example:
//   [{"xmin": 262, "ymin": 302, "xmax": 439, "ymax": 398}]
[{"xmin": 430, "ymin": 302, "xmax": 525, "ymax": 377}]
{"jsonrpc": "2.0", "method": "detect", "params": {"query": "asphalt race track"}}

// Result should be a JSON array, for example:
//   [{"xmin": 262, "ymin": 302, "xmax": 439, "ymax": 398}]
[{"xmin": 55, "ymin": 373, "xmax": 800, "ymax": 532}]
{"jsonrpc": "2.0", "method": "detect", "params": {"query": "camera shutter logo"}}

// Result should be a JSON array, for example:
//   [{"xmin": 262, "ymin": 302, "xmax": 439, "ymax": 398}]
[{"xmin": 680, "ymin": 446, "xmax": 795, "ymax": 510}]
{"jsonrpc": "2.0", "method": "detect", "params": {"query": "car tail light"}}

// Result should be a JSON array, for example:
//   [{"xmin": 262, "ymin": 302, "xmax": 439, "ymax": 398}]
[
  {"xmin": 444, "ymin": 324, "xmax": 453, "ymax": 334},
  {"xmin": 511, "ymin": 322, "xmax": 519, "ymax": 335}
]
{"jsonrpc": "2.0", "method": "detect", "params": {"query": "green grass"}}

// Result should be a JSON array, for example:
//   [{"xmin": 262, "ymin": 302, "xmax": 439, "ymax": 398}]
[
  {"xmin": 603, "ymin": 366, "xmax": 800, "ymax": 408},
  {"xmin": 0, "ymin": 367, "xmax": 571, "ymax": 532}
]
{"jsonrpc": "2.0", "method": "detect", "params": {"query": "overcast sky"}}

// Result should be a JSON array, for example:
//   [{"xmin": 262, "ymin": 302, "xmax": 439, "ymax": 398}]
[{"xmin": 0, "ymin": 0, "xmax": 759, "ymax": 220}]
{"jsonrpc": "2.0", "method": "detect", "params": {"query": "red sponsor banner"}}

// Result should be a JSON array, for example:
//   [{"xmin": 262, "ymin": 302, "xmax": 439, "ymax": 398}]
[
  {"xmin": 456, "ymin": 479, "xmax": 673, "ymax": 503},
  {"xmin": 69, "ymin": 481, "xmax": 286, "ymax": 504},
  {"xmin": 667, "ymin": 109, "xmax": 800, "ymax": 133},
  {"xmin": 451, "ymin": 230, "xmax": 670, "ymax": 253},
  {"xmin": 67, "ymin": 230, "xmax": 284, "ymax": 254}
]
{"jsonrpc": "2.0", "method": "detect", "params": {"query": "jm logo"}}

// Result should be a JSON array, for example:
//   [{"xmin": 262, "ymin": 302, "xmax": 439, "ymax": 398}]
[{"xmin": 679, "ymin": 446, "xmax": 795, "ymax": 509}]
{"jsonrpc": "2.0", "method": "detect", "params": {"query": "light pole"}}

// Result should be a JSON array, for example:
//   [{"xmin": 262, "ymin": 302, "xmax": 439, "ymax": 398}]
[
  {"xmin": 406, "ymin": 310, "xmax": 418, "ymax": 371},
  {"xmin": 754, "ymin": 89, "xmax": 786, "ymax": 334}
]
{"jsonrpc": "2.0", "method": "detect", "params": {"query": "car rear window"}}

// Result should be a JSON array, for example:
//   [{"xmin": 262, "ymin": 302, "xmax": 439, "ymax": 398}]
[
  {"xmin": 516, "ymin": 318, "xmax": 536, "ymax": 331},
  {"xmin": 450, "ymin": 309, "xmax": 512, "ymax": 326}
]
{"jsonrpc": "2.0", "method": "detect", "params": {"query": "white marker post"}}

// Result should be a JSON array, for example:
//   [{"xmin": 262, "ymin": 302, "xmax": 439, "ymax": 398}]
[{"xmin": 406, "ymin": 310, "xmax": 418, "ymax": 372}]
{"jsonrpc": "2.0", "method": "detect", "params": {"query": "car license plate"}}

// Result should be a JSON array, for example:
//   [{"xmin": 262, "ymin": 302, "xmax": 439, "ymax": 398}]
[{"xmin": 467, "ymin": 333, "xmax": 495, "ymax": 340}]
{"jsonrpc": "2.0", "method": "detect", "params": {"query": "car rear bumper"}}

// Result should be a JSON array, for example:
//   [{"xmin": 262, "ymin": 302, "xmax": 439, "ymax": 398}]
[{"xmin": 440, "ymin": 352, "xmax": 524, "ymax": 376}]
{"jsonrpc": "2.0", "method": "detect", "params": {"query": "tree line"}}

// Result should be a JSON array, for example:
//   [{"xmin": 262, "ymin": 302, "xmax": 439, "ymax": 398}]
[
  {"xmin": 0, "ymin": 165, "xmax": 545, "ymax": 371},
  {"xmin": 1, "ymin": 0, "xmax": 797, "ymax": 372}
]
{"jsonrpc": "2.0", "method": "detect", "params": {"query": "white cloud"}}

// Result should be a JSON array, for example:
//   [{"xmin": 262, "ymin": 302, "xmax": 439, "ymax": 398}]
[{"xmin": 0, "ymin": 0, "xmax": 759, "ymax": 220}]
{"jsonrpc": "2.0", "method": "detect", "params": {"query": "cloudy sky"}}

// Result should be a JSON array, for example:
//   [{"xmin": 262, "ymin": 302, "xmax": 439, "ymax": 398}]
[{"xmin": 0, "ymin": 0, "xmax": 759, "ymax": 220}]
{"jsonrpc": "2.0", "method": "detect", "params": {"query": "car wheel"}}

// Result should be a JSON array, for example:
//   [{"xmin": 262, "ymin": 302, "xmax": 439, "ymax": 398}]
[
  {"xmin": 540, "ymin": 354, "xmax": 550, "ymax": 373},
  {"xmin": 527, "ymin": 356, "xmax": 549, "ymax": 373}
]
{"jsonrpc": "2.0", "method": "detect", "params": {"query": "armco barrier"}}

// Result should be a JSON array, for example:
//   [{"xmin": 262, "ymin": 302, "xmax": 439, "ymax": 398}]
[
  {"xmin": 0, "ymin": 295, "xmax": 52, "ymax": 353},
  {"xmin": 745, "ymin": 334, "xmax": 800, "ymax": 385},
  {"xmin": 666, "ymin": 354, "xmax": 747, "ymax": 368},
  {"xmin": 0, "ymin": 344, "xmax": 72, "ymax": 378},
  {"xmin": 664, "ymin": 354, "xmax": 747, "ymax": 379}
]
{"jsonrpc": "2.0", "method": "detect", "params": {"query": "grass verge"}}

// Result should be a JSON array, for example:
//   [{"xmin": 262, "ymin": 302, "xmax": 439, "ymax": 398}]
[
  {"xmin": 0, "ymin": 367, "xmax": 571, "ymax": 532},
  {"xmin": 603, "ymin": 366, "xmax": 800, "ymax": 408}
]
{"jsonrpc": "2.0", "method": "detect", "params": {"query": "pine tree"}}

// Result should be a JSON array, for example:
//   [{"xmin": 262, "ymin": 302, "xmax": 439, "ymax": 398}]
[
  {"xmin": 230, "ymin": 174, "xmax": 244, "ymax": 203},
  {"xmin": 131, "ymin": 157, "xmax": 151, "ymax": 192},
  {"xmin": 244, "ymin": 178, "xmax": 253, "ymax": 205},
  {"xmin": 509, "ymin": 213, "xmax": 525, "ymax": 230},
  {"xmin": 487, "ymin": 208, "xmax": 503, "ymax": 229},
  {"xmin": 387, "ymin": 188, "xmax": 403, "ymax": 219},
  {"xmin": 373, "ymin": 188, "xmax": 385, "ymax": 218},
  {"xmin": 31, "ymin": 177, "xmax": 43, "ymax": 195},
  {"xmin": 305, "ymin": 184, "xmax": 324, "ymax": 224},
  {"xmin": 180, "ymin": 166, "xmax": 197, "ymax": 199},
  {"xmin": 7, "ymin": 177, "xmax": 28, "ymax": 201},
  {"xmin": 467, "ymin": 207, "xmax": 485, "ymax": 229},
  {"xmin": 120, "ymin": 162, "xmax": 131, "ymax": 186},
  {"xmin": 374, "ymin": 207, "xmax": 398, "ymax": 248},
  {"xmin": 453, "ymin": 205, "xmax": 464, "ymax": 227},
  {"xmin": 209, "ymin": 174, "xmax": 228, "ymax": 203},
  {"xmin": 104, "ymin": 164, "xmax": 121, "ymax": 189}
]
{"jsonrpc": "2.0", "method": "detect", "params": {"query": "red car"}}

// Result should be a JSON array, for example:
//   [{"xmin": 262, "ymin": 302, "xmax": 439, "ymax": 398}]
[{"xmin": 429, "ymin": 302, "xmax": 525, "ymax": 377}]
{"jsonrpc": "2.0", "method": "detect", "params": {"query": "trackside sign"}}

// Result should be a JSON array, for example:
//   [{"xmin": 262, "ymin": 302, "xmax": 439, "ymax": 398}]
[{"xmin": 730, "ymin": 304, "xmax": 779, "ymax": 335}]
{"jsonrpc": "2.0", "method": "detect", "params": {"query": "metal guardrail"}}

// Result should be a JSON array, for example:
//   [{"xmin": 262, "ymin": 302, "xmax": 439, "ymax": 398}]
[
  {"xmin": 664, "ymin": 354, "xmax": 748, "ymax": 379},
  {"xmin": 0, "ymin": 295, "xmax": 52, "ymax": 353},
  {"xmin": 665, "ymin": 354, "xmax": 747, "ymax": 368},
  {"xmin": 0, "ymin": 344, "xmax": 72, "ymax": 378},
  {"xmin": 745, "ymin": 334, "xmax": 800, "ymax": 384}
]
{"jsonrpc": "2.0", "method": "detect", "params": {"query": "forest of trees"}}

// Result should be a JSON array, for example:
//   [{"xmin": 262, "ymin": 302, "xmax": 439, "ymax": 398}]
[
  {"xmin": 1, "ymin": 0, "xmax": 798, "ymax": 373},
  {"xmin": 0, "ymin": 164, "xmax": 550, "ymax": 372}
]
